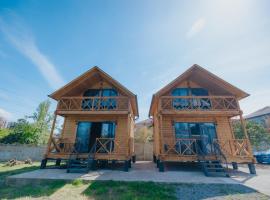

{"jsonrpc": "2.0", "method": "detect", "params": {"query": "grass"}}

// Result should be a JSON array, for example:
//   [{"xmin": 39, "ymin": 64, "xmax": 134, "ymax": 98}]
[
  {"xmin": 0, "ymin": 162, "xmax": 269, "ymax": 199},
  {"xmin": 84, "ymin": 181, "xmax": 176, "ymax": 200},
  {"xmin": 0, "ymin": 161, "xmax": 40, "ymax": 185}
]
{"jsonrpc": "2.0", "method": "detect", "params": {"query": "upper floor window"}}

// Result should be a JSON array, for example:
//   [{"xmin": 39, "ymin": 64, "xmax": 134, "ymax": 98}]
[
  {"xmin": 83, "ymin": 89, "xmax": 118, "ymax": 97},
  {"xmin": 171, "ymin": 88, "xmax": 208, "ymax": 96},
  {"xmin": 171, "ymin": 88, "xmax": 210, "ymax": 110},
  {"xmin": 82, "ymin": 89, "xmax": 118, "ymax": 110}
]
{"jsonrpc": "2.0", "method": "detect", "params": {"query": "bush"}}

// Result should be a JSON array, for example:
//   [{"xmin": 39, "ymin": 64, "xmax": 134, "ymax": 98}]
[
  {"xmin": 233, "ymin": 120, "xmax": 270, "ymax": 151},
  {"xmin": 0, "ymin": 119, "xmax": 41, "ymax": 144}
]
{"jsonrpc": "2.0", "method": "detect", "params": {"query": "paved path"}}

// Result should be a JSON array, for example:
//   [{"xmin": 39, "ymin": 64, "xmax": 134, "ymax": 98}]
[{"xmin": 7, "ymin": 161, "xmax": 270, "ymax": 196}]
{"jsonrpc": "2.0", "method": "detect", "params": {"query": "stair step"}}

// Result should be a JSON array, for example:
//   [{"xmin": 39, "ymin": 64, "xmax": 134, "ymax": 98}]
[{"xmin": 67, "ymin": 168, "xmax": 89, "ymax": 173}]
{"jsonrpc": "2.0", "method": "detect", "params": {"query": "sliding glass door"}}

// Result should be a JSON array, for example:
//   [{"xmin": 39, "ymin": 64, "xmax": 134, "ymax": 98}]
[
  {"xmin": 75, "ymin": 122, "xmax": 92, "ymax": 153},
  {"xmin": 174, "ymin": 122, "xmax": 217, "ymax": 155},
  {"xmin": 75, "ymin": 121, "xmax": 116, "ymax": 153}
]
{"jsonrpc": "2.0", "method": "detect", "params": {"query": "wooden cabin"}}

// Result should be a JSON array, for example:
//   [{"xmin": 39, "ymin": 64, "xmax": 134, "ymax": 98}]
[
  {"xmin": 41, "ymin": 66, "xmax": 139, "ymax": 172},
  {"xmin": 149, "ymin": 64, "xmax": 256, "ymax": 175}
]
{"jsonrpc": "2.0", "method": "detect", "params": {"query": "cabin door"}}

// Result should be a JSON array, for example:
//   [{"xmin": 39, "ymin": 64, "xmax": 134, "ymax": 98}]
[
  {"xmin": 75, "ymin": 121, "xmax": 116, "ymax": 153},
  {"xmin": 75, "ymin": 122, "xmax": 92, "ymax": 153},
  {"xmin": 200, "ymin": 123, "xmax": 217, "ymax": 155}
]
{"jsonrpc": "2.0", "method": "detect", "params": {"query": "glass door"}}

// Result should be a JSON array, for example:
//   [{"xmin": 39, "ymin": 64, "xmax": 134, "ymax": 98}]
[
  {"xmin": 171, "ymin": 88, "xmax": 189, "ymax": 109},
  {"xmin": 75, "ymin": 122, "xmax": 92, "ymax": 153},
  {"xmin": 200, "ymin": 123, "xmax": 217, "ymax": 154}
]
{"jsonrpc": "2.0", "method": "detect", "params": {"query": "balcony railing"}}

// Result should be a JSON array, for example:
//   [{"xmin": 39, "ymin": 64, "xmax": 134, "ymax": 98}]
[
  {"xmin": 57, "ymin": 96, "xmax": 130, "ymax": 112},
  {"xmin": 162, "ymin": 138, "xmax": 252, "ymax": 158},
  {"xmin": 160, "ymin": 96, "xmax": 239, "ymax": 112},
  {"xmin": 48, "ymin": 137, "xmax": 119, "ymax": 155}
]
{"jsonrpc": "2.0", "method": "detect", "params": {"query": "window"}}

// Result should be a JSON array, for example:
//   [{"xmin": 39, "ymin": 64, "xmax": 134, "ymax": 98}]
[
  {"xmin": 171, "ymin": 88, "xmax": 211, "ymax": 110},
  {"xmin": 174, "ymin": 122, "xmax": 217, "ymax": 154},
  {"xmin": 174, "ymin": 122, "xmax": 189, "ymax": 138},
  {"xmin": 82, "ymin": 89, "xmax": 118, "ymax": 110},
  {"xmin": 101, "ymin": 122, "xmax": 116, "ymax": 138},
  {"xmin": 191, "ymin": 88, "xmax": 208, "ymax": 96},
  {"xmin": 171, "ymin": 88, "xmax": 189, "ymax": 109},
  {"xmin": 75, "ymin": 122, "xmax": 92, "ymax": 153}
]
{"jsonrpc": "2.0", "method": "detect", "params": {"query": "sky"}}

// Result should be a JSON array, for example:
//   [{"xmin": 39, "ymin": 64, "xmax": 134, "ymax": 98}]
[{"xmin": 0, "ymin": 0, "xmax": 270, "ymax": 122}]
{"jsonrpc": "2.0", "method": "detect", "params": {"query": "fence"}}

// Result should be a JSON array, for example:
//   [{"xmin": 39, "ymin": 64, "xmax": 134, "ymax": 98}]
[
  {"xmin": 134, "ymin": 142, "xmax": 153, "ymax": 161},
  {"xmin": 0, "ymin": 142, "xmax": 153, "ymax": 162},
  {"xmin": 0, "ymin": 144, "xmax": 46, "ymax": 161}
]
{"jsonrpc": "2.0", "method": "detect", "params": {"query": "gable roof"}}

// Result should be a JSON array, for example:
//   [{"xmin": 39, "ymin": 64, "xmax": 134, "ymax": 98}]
[
  {"xmin": 49, "ymin": 66, "xmax": 139, "ymax": 117},
  {"xmin": 149, "ymin": 64, "xmax": 249, "ymax": 116},
  {"xmin": 245, "ymin": 106, "xmax": 270, "ymax": 119}
]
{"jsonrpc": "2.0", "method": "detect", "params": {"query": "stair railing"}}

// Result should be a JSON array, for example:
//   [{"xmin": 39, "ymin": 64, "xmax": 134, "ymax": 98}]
[{"xmin": 213, "ymin": 141, "xmax": 229, "ymax": 173}]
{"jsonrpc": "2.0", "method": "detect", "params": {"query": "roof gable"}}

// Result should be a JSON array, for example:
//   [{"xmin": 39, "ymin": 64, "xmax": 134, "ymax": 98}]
[
  {"xmin": 149, "ymin": 64, "xmax": 249, "ymax": 116},
  {"xmin": 49, "ymin": 66, "xmax": 139, "ymax": 116},
  {"xmin": 154, "ymin": 64, "xmax": 249, "ymax": 98}
]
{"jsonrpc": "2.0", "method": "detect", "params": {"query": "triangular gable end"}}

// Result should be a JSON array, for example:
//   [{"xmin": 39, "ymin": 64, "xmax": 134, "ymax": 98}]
[
  {"xmin": 149, "ymin": 64, "xmax": 249, "ymax": 116},
  {"xmin": 154, "ymin": 64, "xmax": 249, "ymax": 99},
  {"xmin": 49, "ymin": 66, "xmax": 139, "ymax": 116}
]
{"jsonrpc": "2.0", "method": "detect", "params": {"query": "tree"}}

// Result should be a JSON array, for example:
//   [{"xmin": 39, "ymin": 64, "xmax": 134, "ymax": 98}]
[
  {"xmin": 28, "ymin": 100, "xmax": 53, "ymax": 144},
  {"xmin": 233, "ymin": 120, "xmax": 270, "ymax": 151},
  {"xmin": 0, "ymin": 99, "xmax": 53, "ymax": 145},
  {"xmin": 135, "ymin": 126, "xmax": 153, "ymax": 143},
  {"xmin": 0, "ymin": 119, "xmax": 40, "ymax": 144}
]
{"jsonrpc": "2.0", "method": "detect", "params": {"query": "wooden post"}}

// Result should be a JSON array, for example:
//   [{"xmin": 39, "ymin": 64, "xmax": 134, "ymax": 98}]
[
  {"xmin": 239, "ymin": 112, "xmax": 248, "ymax": 140},
  {"xmin": 45, "ymin": 113, "xmax": 57, "ymax": 156},
  {"xmin": 239, "ymin": 112, "xmax": 253, "ymax": 153}
]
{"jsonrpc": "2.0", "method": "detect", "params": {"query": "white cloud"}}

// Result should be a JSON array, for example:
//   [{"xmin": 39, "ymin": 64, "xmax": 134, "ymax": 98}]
[
  {"xmin": 0, "ymin": 12, "xmax": 65, "ymax": 90},
  {"xmin": 0, "ymin": 108, "xmax": 12, "ymax": 120},
  {"xmin": 186, "ymin": 18, "xmax": 206, "ymax": 39}
]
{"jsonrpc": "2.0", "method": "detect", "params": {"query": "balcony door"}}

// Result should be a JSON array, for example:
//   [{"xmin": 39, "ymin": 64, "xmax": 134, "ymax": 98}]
[
  {"xmin": 171, "ymin": 88, "xmax": 210, "ymax": 110},
  {"xmin": 174, "ymin": 122, "xmax": 217, "ymax": 155},
  {"xmin": 75, "ymin": 121, "xmax": 116, "ymax": 153},
  {"xmin": 82, "ymin": 89, "xmax": 118, "ymax": 110}
]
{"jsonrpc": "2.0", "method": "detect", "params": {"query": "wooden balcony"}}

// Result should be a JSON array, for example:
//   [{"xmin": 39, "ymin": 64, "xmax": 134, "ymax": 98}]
[
  {"xmin": 160, "ymin": 138, "xmax": 253, "ymax": 162},
  {"xmin": 159, "ymin": 96, "xmax": 240, "ymax": 116},
  {"xmin": 47, "ymin": 137, "xmax": 125, "ymax": 160},
  {"xmin": 56, "ymin": 96, "xmax": 130, "ymax": 115}
]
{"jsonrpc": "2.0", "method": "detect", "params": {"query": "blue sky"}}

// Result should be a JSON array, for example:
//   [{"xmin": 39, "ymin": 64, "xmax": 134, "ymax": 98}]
[{"xmin": 0, "ymin": 0, "xmax": 270, "ymax": 121}]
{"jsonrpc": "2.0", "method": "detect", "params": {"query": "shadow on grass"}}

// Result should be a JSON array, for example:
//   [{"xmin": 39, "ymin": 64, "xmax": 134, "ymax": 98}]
[
  {"xmin": 83, "ymin": 181, "xmax": 177, "ymax": 200},
  {"xmin": 175, "ymin": 183, "xmax": 268, "ymax": 200},
  {"xmin": 0, "ymin": 165, "xmax": 40, "ymax": 185},
  {"xmin": 0, "ymin": 180, "xmax": 66, "ymax": 199}
]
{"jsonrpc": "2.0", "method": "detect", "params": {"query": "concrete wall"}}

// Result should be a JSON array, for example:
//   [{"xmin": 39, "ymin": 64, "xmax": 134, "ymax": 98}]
[
  {"xmin": 0, "ymin": 142, "xmax": 153, "ymax": 161},
  {"xmin": 0, "ymin": 144, "xmax": 46, "ymax": 161},
  {"xmin": 134, "ymin": 142, "xmax": 153, "ymax": 161}
]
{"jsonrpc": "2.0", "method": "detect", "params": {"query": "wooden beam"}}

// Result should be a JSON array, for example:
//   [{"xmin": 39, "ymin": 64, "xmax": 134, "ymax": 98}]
[
  {"xmin": 239, "ymin": 112, "xmax": 253, "ymax": 153},
  {"xmin": 45, "ymin": 113, "xmax": 57, "ymax": 156}
]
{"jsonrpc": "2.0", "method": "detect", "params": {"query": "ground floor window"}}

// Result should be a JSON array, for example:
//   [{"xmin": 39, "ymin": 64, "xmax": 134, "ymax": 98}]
[
  {"xmin": 75, "ymin": 121, "xmax": 116, "ymax": 153},
  {"xmin": 174, "ymin": 122, "xmax": 217, "ymax": 154}
]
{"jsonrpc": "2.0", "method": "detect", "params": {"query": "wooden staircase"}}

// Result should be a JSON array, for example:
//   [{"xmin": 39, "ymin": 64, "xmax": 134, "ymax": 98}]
[
  {"xmin": 199, "ymin": 160, "xmax": 229, "ymax": 177},
  {"xmin": 197, "ymin": 141, "xmax": 229, "ymax": 177},
  {"xmin": 66, "ymin": 155, "xmax": 95, "ymax": 173},
  {"xmin": 66, "ymin": 141, "xmax": 97, "ymax": 173}
]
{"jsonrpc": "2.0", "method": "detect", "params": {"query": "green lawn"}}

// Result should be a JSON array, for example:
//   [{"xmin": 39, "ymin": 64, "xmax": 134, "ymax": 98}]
[
  {"xmin": 0, "ymin": 161, "xmax": 40, "ymax": 185},
  {"xmin": 0, "ymin": 162, "xmax": 268, "ymax": 200}
]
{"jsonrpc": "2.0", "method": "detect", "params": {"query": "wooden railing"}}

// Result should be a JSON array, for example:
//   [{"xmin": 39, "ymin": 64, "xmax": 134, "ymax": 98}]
[
  {"xmin": 57, "ymin": 96, "xmax": 130, "ymax": 112},
  {"xmin": 95, "ymin": 138, "xmax": 119, "ymax": 154},
  {"xmin": 48, "ymin": 138, "xmax": 75, "ymax": 154},
  {"xmin": 162, "ymin": 139, "xmax": 252, "ymax": 158},
  {"xmin": 48, "ymin": 137, "xmax": 119, "ymax": 155},
  {"xmin": 214, "ymin": 139, "xmax": 252, "ymax": 157},
  {"xmin": 163, "ymin": 139, "xmax": 198, "ymax": 156},
  {"xmin": 160, "ymin": 96, "xmax": 239, "ymax": 112}
]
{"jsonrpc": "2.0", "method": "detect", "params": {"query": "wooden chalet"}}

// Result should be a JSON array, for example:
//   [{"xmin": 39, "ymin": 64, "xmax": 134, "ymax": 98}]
[
  {"xmin": 41, "ymin": 66, "xmax": 138, "ymax": 172},
  {"xmin": 149, "ymin": 64, "xmax": 256, "ymax": 176}
]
